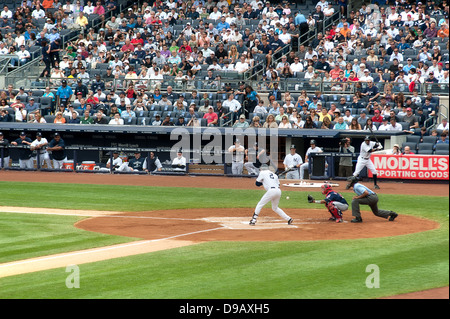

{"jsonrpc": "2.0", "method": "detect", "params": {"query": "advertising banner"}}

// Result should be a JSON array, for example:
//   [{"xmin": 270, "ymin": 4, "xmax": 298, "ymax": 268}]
[{"xmin": 369, "ymin": 154, "xmax": 449, "ymax": 180}]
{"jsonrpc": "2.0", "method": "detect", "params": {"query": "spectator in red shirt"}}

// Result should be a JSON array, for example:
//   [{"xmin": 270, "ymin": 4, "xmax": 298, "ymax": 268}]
[
  {"xmin": 371, "ymin": 109, "xmax": 384, "ymax": 123},
  {"xmin": 131, "ymin": 32, "xmax": 144, "ymax": 48},
  {"xmin": 121, "ymin": 39, "xmax": 134, "ymax": 53},
  {"xmin": 203, "ymin": 106, "xmax": 218, "ymax": 127},
  {"xmin": 330, "ymin": 64, "xmax": 342, "ymax": 79}
]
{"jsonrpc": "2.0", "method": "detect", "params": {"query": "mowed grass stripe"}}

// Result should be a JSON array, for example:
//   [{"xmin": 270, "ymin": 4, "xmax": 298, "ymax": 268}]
[
  {"xmin": 0, "ymin": 237, "xmax": 447, "ymax": 299},
  {"xmin": 0, "ymin": 181, "xmax": 447, "ymax": 298}
]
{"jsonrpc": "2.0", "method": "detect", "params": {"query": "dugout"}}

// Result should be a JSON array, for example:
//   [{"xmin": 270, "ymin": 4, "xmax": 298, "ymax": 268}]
[{"xmin": 0, "ymin": 123, "xmax": 407, "ymax": 175}]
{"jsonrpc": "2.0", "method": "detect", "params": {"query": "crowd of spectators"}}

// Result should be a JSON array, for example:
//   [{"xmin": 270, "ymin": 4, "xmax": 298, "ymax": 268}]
[{"xmin": 0, "ymin": 0, "xmax": 448, "ymax": 139}]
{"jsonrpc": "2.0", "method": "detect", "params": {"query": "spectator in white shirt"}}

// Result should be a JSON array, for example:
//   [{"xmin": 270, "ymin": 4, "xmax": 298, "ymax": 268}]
[
  {"xmin": 31, "ymin": 4, "xmax": 46, "ymax": 19},
  {"xmin": 390, "ymin": 49, "xmax": 404, "ymax": 62},
  {"xmin": 439, "ymin": 70, "xmax": 449, "ymax": 83},
  {"xmin": 16, "ymin": 45, "xmax": 31, "ymax": 65},
  {"xmin": 83, "ymin": 1, "xmax": 95, "ymax": 15},
  {"xmin": 234, "ymin": 55, "xmax": 249, "ymax": 73},
  {"xmin": 1, "ymin": 5, "xmax": 13, "ymax": 19},
  {"xmin": 388, "ymin": 118, "xmax": 403, "ymax": 131},
  {"xmin": 209, "ymin": 7, "xmax": 222, "ymax": 20},
  {"xmin": 377, "ymin": 118, "xmax": 390, "ymax": 131},
  {"xmin": 290, "ymin": 57, "xmax": 304, "ymax": 74}
]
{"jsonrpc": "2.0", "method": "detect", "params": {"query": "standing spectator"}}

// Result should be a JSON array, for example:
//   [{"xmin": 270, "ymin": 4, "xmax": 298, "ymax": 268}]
[{"xmin": 56, "ymin": 80, "xmax": 73, "ymax": 108}]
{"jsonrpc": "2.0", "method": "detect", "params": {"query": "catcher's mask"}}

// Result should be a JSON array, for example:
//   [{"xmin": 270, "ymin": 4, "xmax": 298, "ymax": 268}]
[
  {"xmin": 346, "ymin": 176, "xmax": 358, "ymax": 188},
  {"xmin": 321, "ymin": 182, "xmax": 332, "ymax": 195}
]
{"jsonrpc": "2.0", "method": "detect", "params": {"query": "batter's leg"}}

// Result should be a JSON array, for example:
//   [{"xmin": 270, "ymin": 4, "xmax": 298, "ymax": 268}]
[
  {"xmin": 366, "ymin": 160, "xmax": 380, "ymax": 188},
  {"xmin": 251, "ymin": 191, "xmax": 273, "ymax": 224},
  {"xmin": 352, "ymin": 159, "xmax": 366, "ymax": 177},
  {"xmin": 271, "ymin": 190, "xmax": 292, "ymax": 222}
]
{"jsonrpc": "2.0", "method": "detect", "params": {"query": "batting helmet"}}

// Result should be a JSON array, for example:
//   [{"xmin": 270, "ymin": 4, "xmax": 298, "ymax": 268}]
[
  {"xmin": 364, "ymin": 136, "xmax": 371, "ymax": 141},
  {"xmin": 310, "ymin": 139, "xmax": 317, "ymax": 145},
  {"xmin": 321, "ymin": 182, "xmax": 333, "ymax": 195}
]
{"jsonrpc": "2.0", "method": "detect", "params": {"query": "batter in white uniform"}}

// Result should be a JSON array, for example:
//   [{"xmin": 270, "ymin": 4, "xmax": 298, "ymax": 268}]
[
  {"xmin": 300, "ymin": 140, "xmax": 323, "ymax": 180},
  {"xmin": 30, "ymin": 132, "xmax": 52, "ymax": 168},
  {"xmin": 283, "ymin": 144, "xmax": 303, "ymax": 179},
  {"xmin": 250, "ymin": 166, "xmax": 293, "ymax": 226},
  {"xmin": 352, "ymin": 136, "xmax": 382, "ymax": 189}
]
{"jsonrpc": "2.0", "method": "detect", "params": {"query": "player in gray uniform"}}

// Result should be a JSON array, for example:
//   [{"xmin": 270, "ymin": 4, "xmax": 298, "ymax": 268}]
[
  {"xmin": 283, "ymin": 144, "xmax": 303, "ymax": 179},
  {"xmin": 351, "ymin": 136, "xmax": 382, "ymax": 189},
  {"xmin": 250, "ymin": 165, "xmax": 293, "ymax": 226}
]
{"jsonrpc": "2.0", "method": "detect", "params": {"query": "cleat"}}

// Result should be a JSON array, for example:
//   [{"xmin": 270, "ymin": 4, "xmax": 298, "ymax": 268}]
[
  {"xmin": 336, "ymin": 218, "xmax": 343, "ymax": 223},
  {"xmin": 374, "ymin": 185, "xmax": 380, "ymax": 189},
  {"xmin": 351, "ymin": 217, "xmax": 363, "ymax": 223},
  {"xmin": 389, "ymin": 212, "xmax": 398, "ymax": 221},
  {"xmin": 249, "ymin": 219, "xmax": 256, "ymax": 226},
  {"xmin": 328, "ymin": 217, "xmax": 336, "ymax": 221},
  {"xmin": 288, "ymin": 218, "xmax": 293, "ymax": 225}
]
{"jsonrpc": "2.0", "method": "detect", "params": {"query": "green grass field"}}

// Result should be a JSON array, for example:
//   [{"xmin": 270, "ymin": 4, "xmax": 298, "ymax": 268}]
[{"xmin": 0, "ymin": 181, "xmax": 448, "ymax": 299}]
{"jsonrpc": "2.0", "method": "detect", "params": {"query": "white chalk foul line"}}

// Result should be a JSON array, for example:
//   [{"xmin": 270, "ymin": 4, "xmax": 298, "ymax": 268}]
[{"xmin": 0, "ymin": 226, "xmax": 225, "ymax": 270}]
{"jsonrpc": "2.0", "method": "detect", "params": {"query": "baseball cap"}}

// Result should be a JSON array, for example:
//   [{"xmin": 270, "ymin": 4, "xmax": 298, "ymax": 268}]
[
  {"xmin": 290, "ymin": 144, "xmax": 296, "ymax": 149},
  {"xmin": 36, "ymin": 132, "xmax": 42, "ymax": 137},
  {"xmin": 406, "ymin": 107, "xmax": 412, "ymax": 111},
  {"xmin": 20, "ymin": 131, "xmax": 26, "ymax": 136}
]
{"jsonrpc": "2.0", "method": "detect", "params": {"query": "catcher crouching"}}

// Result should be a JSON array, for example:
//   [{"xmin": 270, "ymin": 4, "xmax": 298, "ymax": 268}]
[{"xmin": 308, "ymin": 183, "xmax": 349, "ymax": 223}]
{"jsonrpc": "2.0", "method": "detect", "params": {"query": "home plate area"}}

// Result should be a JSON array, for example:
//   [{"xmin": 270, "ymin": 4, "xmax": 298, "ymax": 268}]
[{"xmin": 200, "ymin": 216, "xmax": 332, "ymax": 229}]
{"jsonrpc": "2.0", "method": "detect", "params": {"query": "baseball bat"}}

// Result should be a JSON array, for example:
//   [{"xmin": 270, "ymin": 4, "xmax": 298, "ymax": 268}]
[
  {"xmin": 277, "ymin": 168, "xmax": 292, "ymax": 177},
  {"xmin": 368, "ymin": 126, "xmax": 380, "ymax": 144}
]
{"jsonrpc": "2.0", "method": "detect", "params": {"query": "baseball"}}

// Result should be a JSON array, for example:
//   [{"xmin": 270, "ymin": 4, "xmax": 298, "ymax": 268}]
[{"xmin": 286, "ymin": 196, "xmax": 290, "ymax": 200}]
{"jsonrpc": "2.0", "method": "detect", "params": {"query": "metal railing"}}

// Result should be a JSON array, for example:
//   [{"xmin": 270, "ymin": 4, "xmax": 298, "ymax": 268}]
[{"xmin": 3, "ymin": 75, "xmax": 449, "ymax": 97}]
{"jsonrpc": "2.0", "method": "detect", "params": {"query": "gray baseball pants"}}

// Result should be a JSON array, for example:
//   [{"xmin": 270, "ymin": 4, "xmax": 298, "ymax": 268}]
[{"xmin": 351, "ymin": 193, "xmax": 393, "ymax": 220}]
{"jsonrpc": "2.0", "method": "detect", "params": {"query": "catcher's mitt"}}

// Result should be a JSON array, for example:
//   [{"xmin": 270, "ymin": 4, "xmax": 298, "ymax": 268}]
[{"xmin": 307, "ymin": 194, "xmax": 315, "ymax": 203}]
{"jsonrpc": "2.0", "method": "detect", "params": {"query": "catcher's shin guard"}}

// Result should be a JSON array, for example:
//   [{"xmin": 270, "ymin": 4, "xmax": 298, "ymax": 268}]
[{"xmin": 326, "ymin": 202, "xmax": 342, "ymax": 220}]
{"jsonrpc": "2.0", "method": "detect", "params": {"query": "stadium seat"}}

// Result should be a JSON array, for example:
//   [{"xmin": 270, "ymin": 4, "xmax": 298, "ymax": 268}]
[
  {"xmin": 124, "ymin": 117, "xmax": 137, "ymax": 125},
  {"xmin": 417, "ymin": 143, "xmax": 434, "ymax": 154},
  {"xmin": 406, "ymin": 135, "xmax": 421, "ymax": 145},
  {"xmin": 434, "ymin": 144, "xmax": 449, "ymax": 153},
  {"xmin": 402, "ymin": 142, "xmax": 418, "ymax": 152},
  {"xmin": 422, "ymin": 136, "xmax": 438, "ymax": 144}
]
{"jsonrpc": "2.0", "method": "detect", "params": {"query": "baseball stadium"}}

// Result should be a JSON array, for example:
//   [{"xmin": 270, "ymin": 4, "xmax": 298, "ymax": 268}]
[{"xmin": 0, "ymin": 0, "xmax": 449, "ymax": 305}]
